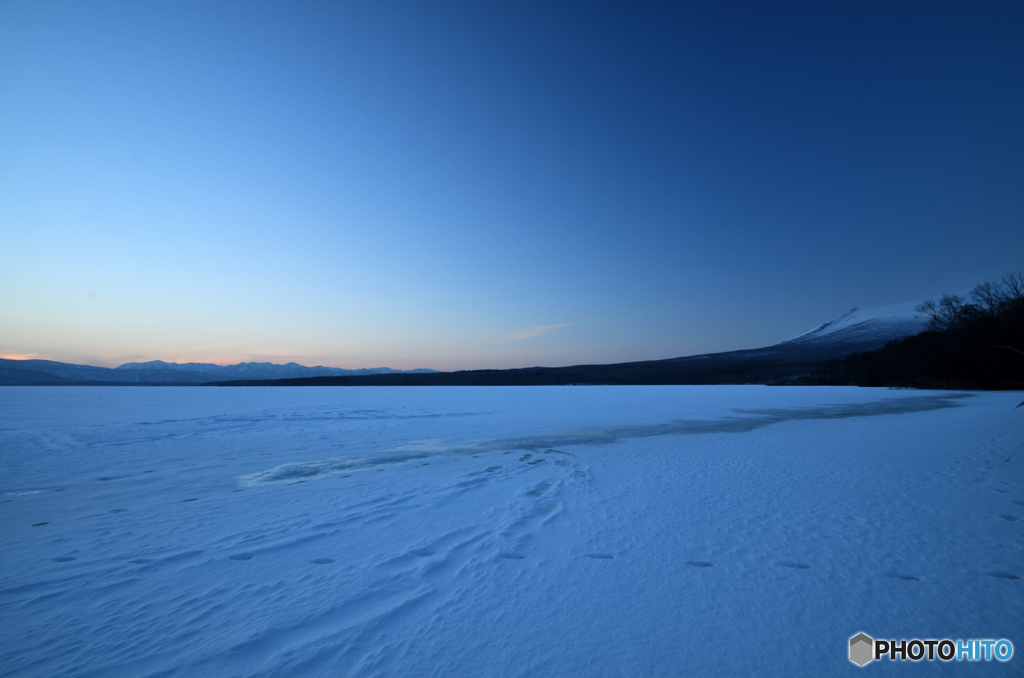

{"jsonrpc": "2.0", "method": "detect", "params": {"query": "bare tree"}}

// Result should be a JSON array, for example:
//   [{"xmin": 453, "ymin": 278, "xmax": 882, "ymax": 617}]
[
  {"xmin": 917, "ymin": 271, "xmax": 1024, "ymax": 333},
  {"xmin": 917, "ymin": 293, "xmax": 972, "ymax": 331}
]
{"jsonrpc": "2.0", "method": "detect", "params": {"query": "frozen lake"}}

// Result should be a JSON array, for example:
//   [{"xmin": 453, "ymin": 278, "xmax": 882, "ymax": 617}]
[{"xmin": 1, "ymin": 385, "xmax": 1022, "ymax": 676}]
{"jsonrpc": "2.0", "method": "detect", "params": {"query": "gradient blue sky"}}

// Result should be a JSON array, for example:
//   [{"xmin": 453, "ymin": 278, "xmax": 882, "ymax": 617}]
[{"xmin": 2, "ymin": 1, "xmax": 1022, "ymax": 370}]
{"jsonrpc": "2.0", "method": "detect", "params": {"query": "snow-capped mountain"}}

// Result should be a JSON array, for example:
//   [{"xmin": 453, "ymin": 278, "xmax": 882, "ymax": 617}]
[{"xmin": 772, "ymin": 299, "xmax": 930, "ymax": 353}]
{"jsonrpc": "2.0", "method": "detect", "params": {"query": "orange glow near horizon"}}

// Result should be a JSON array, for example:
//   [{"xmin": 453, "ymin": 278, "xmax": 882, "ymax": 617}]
[{"xmin": 0, "ymin": 350, "xmax": 408, "ymax": 370}]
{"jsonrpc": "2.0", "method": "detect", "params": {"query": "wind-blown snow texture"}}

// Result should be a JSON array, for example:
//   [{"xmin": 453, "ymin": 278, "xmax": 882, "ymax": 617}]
[{"xmin": 1, "ymin": 386, "xmax": 1021, "ymax": 677}]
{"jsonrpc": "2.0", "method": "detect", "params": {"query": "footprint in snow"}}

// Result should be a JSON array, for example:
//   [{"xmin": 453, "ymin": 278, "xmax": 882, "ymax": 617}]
[
  {"xmin": 886, "ymin": 573, "xmax": 920, "ymax": 581},
  {"xmin": 31, "ymin": 522, "xmax": 48, "ymax": 527},
  {"xmin": 779, "ymin": 561, "xmax": 811, "ymax": 569},
  {"xmin": 183, "ymin": 498, "xmax": 198, "ymax": 502},
  {"xmin": 525, "ymin": 482, "xmax": 552, "ymax": 498},
  {"xmin": 228, "ymin": 553, "xmax": 253, "ymax": 561},
  {"xmin": 985, "ymin": 571, "xmax": 1020, "ymax": 580},
  {"xmin": 686, "ymin": 561, "xmax": 714, "ymax": 568}
]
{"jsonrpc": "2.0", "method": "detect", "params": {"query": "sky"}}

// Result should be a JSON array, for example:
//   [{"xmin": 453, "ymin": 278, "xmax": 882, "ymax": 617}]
[{"xmin": 1, "ymin": 1, "xmax": 1022, "ymax": 371}]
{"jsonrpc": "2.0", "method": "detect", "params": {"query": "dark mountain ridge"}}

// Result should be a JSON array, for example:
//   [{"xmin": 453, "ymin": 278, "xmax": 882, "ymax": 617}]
[
  {"xmin": 214, "ymin": 305, "xmax": 928, "ymax": 386},
  {"xmin": 0, "ymin": 359, "xmax": 436, "ymax": 385},
  {"xmin": 0, "ymin": 301, "xmax": 931, "ymax": 387}
]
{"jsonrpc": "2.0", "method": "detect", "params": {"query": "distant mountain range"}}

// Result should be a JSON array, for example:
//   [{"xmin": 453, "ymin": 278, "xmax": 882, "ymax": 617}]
[
  {"xmin": 0, "ymin": 359, "xmax": 437, "ymax": 386},
  {"xmin": 0, "ymin": 301, "xmax": 930, "ymax": 386}
]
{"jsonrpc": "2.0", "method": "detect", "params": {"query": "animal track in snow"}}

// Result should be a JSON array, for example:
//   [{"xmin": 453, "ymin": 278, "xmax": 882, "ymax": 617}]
[{"xmin": 525, "ymin": 482, "xmax": 552, "ymax": 498}]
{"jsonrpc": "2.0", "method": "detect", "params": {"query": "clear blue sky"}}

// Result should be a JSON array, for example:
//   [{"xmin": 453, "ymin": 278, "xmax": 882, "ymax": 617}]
[{"xmin": 2, "ymin": 1, "xmax": 1022, "ymax": 370}]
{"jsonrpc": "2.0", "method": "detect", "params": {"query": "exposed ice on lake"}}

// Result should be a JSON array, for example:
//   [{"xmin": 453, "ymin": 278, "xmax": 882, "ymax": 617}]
[{"xmin": 245, "ymin": 393, "xmax": 969, "ymax": 486}]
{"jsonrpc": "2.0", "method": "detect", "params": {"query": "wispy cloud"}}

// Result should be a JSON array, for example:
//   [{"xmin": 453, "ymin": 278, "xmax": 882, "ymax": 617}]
[
  {"xmin": 0, "ymin": 353, "xmax": 39, "ymax": 360},
  {"xmin": 497, "ymin": 324, "xmax": 571, "ymax": 344}
]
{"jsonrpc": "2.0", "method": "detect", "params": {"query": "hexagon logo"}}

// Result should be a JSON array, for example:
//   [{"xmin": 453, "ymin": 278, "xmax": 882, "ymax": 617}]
[{"xmin": 850, "ymin": 633, "xmax": 874, "ymax": 667}]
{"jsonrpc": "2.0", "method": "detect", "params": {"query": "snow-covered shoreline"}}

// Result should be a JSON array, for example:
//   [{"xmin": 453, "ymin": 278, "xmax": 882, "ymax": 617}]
[{"xmin": 2, "ymin": 386, "xmax": 1021, "ymax": 676}]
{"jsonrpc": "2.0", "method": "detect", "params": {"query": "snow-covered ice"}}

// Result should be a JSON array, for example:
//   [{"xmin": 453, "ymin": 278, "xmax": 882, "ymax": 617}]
[{"xmin": 1, "ymin": 385, "xmax": 1022, "ymax": 676}]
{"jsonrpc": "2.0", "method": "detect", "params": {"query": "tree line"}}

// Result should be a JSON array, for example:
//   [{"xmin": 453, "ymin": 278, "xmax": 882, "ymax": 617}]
[{"xmin": 817, "ymin": 272, "xmax": 1024, "ymax": 390}]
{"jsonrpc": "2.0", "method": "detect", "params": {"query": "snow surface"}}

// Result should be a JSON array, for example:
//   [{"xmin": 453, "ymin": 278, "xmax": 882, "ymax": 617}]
[{"xmin": 1, "ymin": 386, "xmax": 1022, "ymax": 677}]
